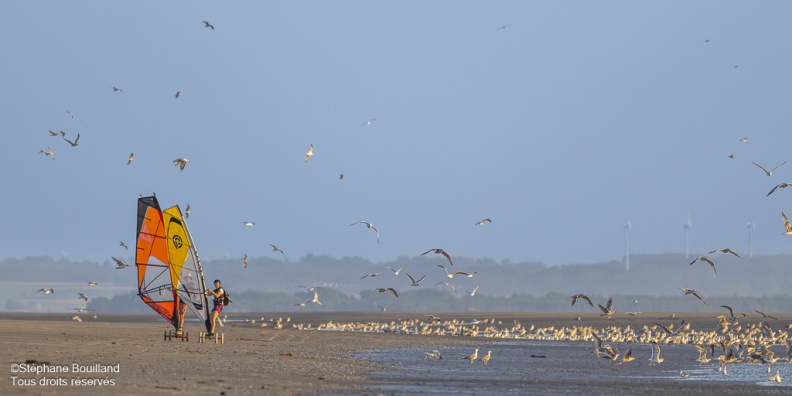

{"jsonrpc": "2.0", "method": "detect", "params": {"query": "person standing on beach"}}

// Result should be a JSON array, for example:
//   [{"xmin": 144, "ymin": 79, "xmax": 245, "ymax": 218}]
[{"xmin": 205, "ymin": 279, "xmax": 225, "ymax": 336}]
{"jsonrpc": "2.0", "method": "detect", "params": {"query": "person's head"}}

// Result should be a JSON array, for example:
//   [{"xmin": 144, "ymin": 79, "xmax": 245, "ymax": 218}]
[
  {"xmin": 186, "ymin": 273, "xmax": 193, "ymax": 281},
  {"xmin": 214, "ymin": 279, "xmax": 221, "ymax": 287}
]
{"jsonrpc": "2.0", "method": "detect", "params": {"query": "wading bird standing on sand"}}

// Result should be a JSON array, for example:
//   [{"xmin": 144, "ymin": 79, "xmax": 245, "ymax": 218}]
[{"xmin": 464, "ymin": 348, "xmax": 479, "ymax": 363}]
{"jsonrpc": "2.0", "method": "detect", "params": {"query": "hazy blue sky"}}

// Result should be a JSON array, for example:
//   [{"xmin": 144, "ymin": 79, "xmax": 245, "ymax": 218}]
[{"xmin": 3, "ymin": 2, "xmax": 792, "ymax": 267}]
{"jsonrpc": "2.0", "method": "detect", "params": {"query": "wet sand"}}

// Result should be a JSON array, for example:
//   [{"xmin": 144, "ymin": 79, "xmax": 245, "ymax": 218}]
[{"xmin": 3, "ymin": 312, "xmax": 792, "ymax": 395}]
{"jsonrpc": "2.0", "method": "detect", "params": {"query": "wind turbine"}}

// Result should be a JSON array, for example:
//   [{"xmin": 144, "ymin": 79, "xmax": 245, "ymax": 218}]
[
  {"xmin": 683, "ymin": 214, "xmax": 692, "ymax": 258},
  {"xmin": 623, "ymin": 221, "xmax": 632, "ymax": 271},
  {"xmin": 747, "ymin": 219, "xmax": 756, "ymax": 258}
]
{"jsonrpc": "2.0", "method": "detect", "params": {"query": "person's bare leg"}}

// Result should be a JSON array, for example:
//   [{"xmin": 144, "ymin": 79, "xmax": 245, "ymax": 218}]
[{"xmin": 210, "ymin": 310, "xmax": 219, "ymax": 334}]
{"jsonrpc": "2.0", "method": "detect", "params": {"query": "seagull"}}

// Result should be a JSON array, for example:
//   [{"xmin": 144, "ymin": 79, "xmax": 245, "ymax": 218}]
[
  {"xmin": 435, "ymin": 282, "xmax": 456, "ymax": 293},
  {"xmin": 361, "ymin": 118, "xmax": 376, "ymax": 126},
  {"xmin": 406, "ymin": 273, "xmax": 426, "ymax": 286},
  {"xmin": 339, "ymin": 174, "xmax": 345, "ymax": 180},
  {"xmin": 421, "ymin": 248, "xmax": 453, "ymax": 266},
  {"xmin": 754, "ymin": 309, "xmax": 778, "ymax": 320},
  {"xmin": 62, "ymin": 133, "xmax": 80, "ymax": 147},
  {"xmin": 387, "ymin": 264, "xmax": 408, "ymax": 275},
  {"xmin": 620, "ymin": 346, "xmax": 635, "ymax": 364},
  {"xmin": 720, "ymin": 305, "xmax": 740, "ymax": 322},
  {"xmin": 466, "ymin": 285, "xmax": 480, "ymax": 296},
  {"xmin": 474, "ymin": 219, "xmax": 492, "ymax": 226},
  {"xmin": 654, "ymin": 320, "xmax": 685, "ymax": 336},
  {"xmin": 360, "ymin": 272, "xmax": 383, "ymax": 279},
  {"xmin": 689, "ymin": 256, "xmax": 717, "ymax": 275},
  {"xmin": 127, "ymin": 153, "xmax": 134, "ymax": 165},
  {"xmin": 39, "ymin": 147, "xmax": 55, "ymax": 160},
  {"xmin": 87, "ymin": 282, "xmax": 98, "ymax": 286},
  {"xmin": 202, "ymin": 20, "xmax": 214, "ymax": 30},
  {"xmin": 185, "ymin": 205, "xmax": 190, "ymax": 218},
  {"xmin": 66, "ymin": 111, "xmax": 80, "ymax": 121},
  {"xmin": 49, "ymin": 130, "xmax": 66, "ymax": 137},
  {"xmin": 437, "ymin": 264, "xmax": 473, "ymax": 279},
  {"xmin": 497, "ymin": 24, "xmax": 512, "ymax": 31},
  {"xmin": 37, "ymin": 288, "xmax": 54, "ymax": 294},
  {"xmin": 781, "ymin": 212, "xmax": 792, "ymax": 235},
  {"xmin": 269, "ymin": 244, "xmax": 285, "ymax": 255},
  {"xmin": 770, "ymin": 370, "xmax": 782, "ymax": 383},
  {"xmin": 72, "ymin": 315, "xmax": 83, "ymax": 322},
  {"xmin": 694, "ymin": 344, "xmax": 711, "ymax": 364},
  {"xmin": 479, "ymin": 350, "xmax": 492, "ymax": 364},
  {"xmin": 740, "ymin": 137, "xmax": 747, "ymax": 142},
  {"xmin": 752, "ymin": 161, "xmax": 786, "ymax": 176},
  {"xmin": 464, "ymin": 348, "xmax": 479, "ymax": 363},
  {"xmin": 376, "ymin": 300, "xmax": 396, "ymax": 312},
  {"xmin": 112, "ymin": 256, "xmax": 132, "ymax": 269},
  {"xmin": 679, "ymin": 287, "xmax": 707, "ymax": 304},
  {"xmin": 112, "ymin": 86, "xmax": 123, "ymax": 92},
  {"xmin": 767, "ymin": 183, "xmax": 792, "ymax": 197},
  {"xmin": 305, "ymin": 144, "xmax": 314, "ymax": 162},
  {"xmin": 242, "ymin": 221, "xmax": 255, "ymax": 226},
  {"xmin": 648, "ymin": 342, "xmax": 664, "ymax": 365},
  {"xmin": 311, "ymin": 289, "xmax": 322, "ymax": 305},
  {"xmin": 174, "ymin": 91, "xmax": 181, "ymax": 99},
  {"xmin": 119, "ymin": 241, "xmax": 128, "ymax": 250},
  {"xmin": 707, "ymin": 248, "xmax": 742, "ymax": 259},
  {"xmin": 242, "ymin": 253, "xmax": 248, "ymax": 268},
  {"xmin": 173, "ymin": 158, "xmax": 190, "ymax": 172},
  {"xmin": 78, "ymin": 293, "xmax": 88, "ymax": 301},
  {"xmin": 571, "ymin": 293, "xmax": 595, "ymax": 307},
  {"xmin": 598, "ymin": 298, "xmax": 614, "ymax": 318},
  {"xmin": 371, "ymin": 288, "xmax": 399, "ymax": 298},
  {"xmin": 425, "ymin": 314, "xmax": 442, "ymax": 323},
  {"xmin": 424, "ymin": 350, "xmax": 443, "ymax": 360},
  {"xmin": 73, "ymin": 307, "xmax": 91, "ymax": 312},
  {"xmin": 349, "ymin": 221, "xmax": 379, "ymax": 244}
]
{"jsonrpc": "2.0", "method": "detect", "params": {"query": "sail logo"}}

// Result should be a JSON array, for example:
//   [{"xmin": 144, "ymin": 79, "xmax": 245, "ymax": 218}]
[{"xmin": 172, "ymin": 235, "xmax": 184, "ymax": 249}]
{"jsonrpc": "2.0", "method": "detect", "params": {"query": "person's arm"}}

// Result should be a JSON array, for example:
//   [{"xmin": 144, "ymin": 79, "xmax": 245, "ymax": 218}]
[{"xmin": 206, "ymin": 289, "xmax": 222, "ymax": 298}]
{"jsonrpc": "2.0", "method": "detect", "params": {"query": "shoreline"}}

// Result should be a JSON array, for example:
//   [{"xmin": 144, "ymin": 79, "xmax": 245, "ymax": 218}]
[{"xmin": 4, "ymin": 312, "xmax": 792, "ymax": 395}]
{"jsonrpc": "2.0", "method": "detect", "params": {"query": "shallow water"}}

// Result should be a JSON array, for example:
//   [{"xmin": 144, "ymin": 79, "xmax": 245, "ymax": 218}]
[{"xmin": 355, "ymin": 340, "xmax": 792, "ymax": 395}]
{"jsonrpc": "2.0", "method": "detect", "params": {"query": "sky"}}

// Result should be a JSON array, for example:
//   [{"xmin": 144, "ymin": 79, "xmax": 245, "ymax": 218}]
[{"xmin": 2, "ymin": 2, "xmax": 792, "ymax": 267}]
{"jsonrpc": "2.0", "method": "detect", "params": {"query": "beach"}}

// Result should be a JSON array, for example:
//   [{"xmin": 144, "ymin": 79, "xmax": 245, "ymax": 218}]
[{"xmin": 3, "ymin": 312, "xmax": 792, "ymax": 395}]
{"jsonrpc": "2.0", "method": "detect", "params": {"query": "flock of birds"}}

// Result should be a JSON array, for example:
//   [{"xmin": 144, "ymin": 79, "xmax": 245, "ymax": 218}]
[
  {"xmin": 292, "ymin": 246, "xmax": 485, "ymax": 310},
  {"xmin": 250, "ymin": 311, "xmax": 789, "ymax": 383},
  {"xmin": 35, "ymin": 283, "xmax": 98, "ymax": 322}
]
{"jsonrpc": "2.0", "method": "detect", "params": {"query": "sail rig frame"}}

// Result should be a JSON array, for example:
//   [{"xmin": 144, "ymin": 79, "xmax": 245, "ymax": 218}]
[{"xmin": 135, "ymin": 196, "xmax": 210, "ymax": 332}]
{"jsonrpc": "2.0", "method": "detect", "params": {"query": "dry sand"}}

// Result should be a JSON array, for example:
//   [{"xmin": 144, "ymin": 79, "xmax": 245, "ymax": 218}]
[{"xmin": 2, "ymin": 312, "xmax": 792, "ymax": 395}]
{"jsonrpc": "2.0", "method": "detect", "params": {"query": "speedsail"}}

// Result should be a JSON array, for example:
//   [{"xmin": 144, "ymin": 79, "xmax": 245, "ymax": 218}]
[{"xmin": 135, "ymin": 196, "xmax": 210, "ymax": 332}]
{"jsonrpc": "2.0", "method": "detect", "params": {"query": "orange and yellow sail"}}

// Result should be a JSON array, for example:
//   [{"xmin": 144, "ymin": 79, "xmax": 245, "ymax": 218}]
[{"xmin": 136, "ymin": 196, "xmax": 209, "ymax": 331}]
